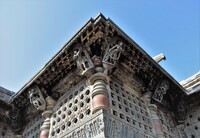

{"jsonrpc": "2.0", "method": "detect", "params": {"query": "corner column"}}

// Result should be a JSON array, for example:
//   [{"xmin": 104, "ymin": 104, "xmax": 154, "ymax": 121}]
[
  {"xmin": 40, "ymin": 96, "xmax": 56, "ymax": 138},
  {"xmin": 143, "ymin": 92, "xmax": 165, "ymax": 138},
  {"xmin": 88, "ymin": 67, "xmax": 110, "ymax": 114}
]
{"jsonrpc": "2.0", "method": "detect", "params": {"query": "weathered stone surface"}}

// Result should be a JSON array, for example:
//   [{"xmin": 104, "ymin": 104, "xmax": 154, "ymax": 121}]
[{"xmin": 0, "ymin": 14, "xmax": 199, "ymax": 138}]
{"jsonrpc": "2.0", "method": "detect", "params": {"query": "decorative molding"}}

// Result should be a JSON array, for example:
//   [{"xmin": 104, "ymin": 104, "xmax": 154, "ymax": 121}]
[{"xmin": 63, "ymin": 117, "xmax": 104, "ymax": 138}]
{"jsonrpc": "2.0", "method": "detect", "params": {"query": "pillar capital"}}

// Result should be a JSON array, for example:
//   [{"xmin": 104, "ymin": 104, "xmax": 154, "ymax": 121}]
[{"xmin": 87, "ymin": 66, "xmax": 110, "ymax": 114}]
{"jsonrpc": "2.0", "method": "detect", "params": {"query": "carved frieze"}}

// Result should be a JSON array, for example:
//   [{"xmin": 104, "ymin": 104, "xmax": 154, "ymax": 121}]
[
  {"xmin": 29, "ymin": 85, "xmax": 46, "ymax": 111},
  {"xmin": 104, "ymin": 113, "xmax": 154, "ymax": 138},
  {"xmin": 152, "ymin": 80, "xmax": 169, "ymax": 103},
  {"xmin": 62, "ymin": 116, "xmax": 104, "ymax": 138}
]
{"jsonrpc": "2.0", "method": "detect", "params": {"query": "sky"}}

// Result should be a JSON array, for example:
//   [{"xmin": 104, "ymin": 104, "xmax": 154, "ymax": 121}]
[{"xmin": 0, "ymin": 0, "xmax": 199, "ymax": 92}]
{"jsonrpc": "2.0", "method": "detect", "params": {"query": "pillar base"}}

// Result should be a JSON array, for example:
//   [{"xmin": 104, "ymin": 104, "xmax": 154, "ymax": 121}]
[
  {"xmin": 92, "ymin": 94, "xmax": 109, "ymax": 114},
  {"xmin": 40, "ymin": 129, "xmax": 49, "ymax": 138}
]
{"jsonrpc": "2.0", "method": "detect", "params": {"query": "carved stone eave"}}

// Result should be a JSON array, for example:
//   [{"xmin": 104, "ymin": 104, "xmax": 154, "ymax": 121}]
[{"xmin": 7, "ymin": 13, "xmax": 186, "ymax": 121}]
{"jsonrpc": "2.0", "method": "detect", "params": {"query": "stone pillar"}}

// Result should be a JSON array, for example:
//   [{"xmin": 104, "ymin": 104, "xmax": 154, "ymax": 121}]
[
  {"xmin": 88, "ymin": 67, "xmax": 110, "ymax": 114},
  {"xmin": 40, "ymin": 96, "xmax": 56, "ymax": 138},
  {"xmin": 143, "ymin": 92, "xmax": 165, "ymax": 138},
  {"xmin": 148, "ymin": 104, "xmax": 165, "ymax": 138}
]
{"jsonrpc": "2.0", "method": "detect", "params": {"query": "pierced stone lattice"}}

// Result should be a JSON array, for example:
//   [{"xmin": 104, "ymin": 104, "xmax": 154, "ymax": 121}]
[
  {"xmin": 22, "ymin": 115, "xmax": 44, "ymax": 138},
  {"xmin": 50, "ymin": 80, "xmax": 92, "ymax": 137},
  {"xmin": 184, "ymin": 105, "xmax": 200, "ymax": 138},
  {"xmin": 109, "ymin": 79, "xmax": 154, "ymax": 137}
]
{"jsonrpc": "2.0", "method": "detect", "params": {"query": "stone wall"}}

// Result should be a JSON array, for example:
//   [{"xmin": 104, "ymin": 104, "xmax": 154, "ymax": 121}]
[
  {"xmin": 157, "ymin": 108, "xmax": 178, "ymax": 138},
  {"xmin": 108, "ymin": 78, "xmax": 154, "ymax": 137},
  {"xmin": 49, "ymin": 79, "xmax": 93, "ymax": 137},
  {"xmin": 184, "ymin": 104, "xmax": 200, "ymax": 138},
  {"xmin": 0, "ymin": 122, "xmax": 14, "ymax": 138},
  {"xmin": 22, "ymin": 115, "xmax": 44, "ymax": 138}
]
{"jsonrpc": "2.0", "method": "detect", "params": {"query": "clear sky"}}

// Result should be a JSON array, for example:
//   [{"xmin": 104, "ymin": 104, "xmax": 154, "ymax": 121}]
[{"xmin": 0, "ymin": 0, "xmax": 199, "ymax": 92}]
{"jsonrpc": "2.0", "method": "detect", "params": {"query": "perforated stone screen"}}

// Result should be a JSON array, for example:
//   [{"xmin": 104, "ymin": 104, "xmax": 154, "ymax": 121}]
[
  {"xmin": 184, "ymin": 105, "xmax": 200, "ymax": 138},
  {"xmin": 109, "ymin": 78, "xmax": 154, "ymax": 137},
  {"xmin": 22, "ymin": 115, "xmax": 44, "ymax": 138},
  {"xmin": 49, "ymin": 80, "xmax": 92, "ymax": 137}
]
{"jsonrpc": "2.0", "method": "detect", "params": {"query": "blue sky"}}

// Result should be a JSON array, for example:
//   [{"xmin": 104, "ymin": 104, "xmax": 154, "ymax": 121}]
[{"xmin": 0, "ymin": 0, "xmax": 199, "ymax": 92}]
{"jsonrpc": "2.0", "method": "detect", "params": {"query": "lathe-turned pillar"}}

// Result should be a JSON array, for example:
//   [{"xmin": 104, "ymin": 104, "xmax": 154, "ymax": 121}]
[
  {"xmin": 88, "ymin": 67, "xmax": 110, "ymax": 114},
  {"xmin": 143, "ymin": 91, "xmax": 165, "ymax": 138},
  {"xmin": 40, "ymin": 97, "xmax": 56, "ymax": 138}
]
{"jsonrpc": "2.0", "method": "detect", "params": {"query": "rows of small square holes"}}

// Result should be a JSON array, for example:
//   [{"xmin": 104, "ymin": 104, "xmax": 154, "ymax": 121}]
[
  {"xmin": 50, "ymin": 84, "xmax": 91, "ymax": 137},
  {"xmin": 22, "ymin": 116, "xmax": 43, "ymax": 138},
  {"xmin": 109, "ymin": 80, "xmax": 153, "ymax": 134}
]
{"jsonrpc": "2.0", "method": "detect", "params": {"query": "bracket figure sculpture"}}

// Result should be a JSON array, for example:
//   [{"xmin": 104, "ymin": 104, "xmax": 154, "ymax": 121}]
[
  {"xmin": 29, "ymin": 85, "xmax": 46, "ymax": 111},
  {"xmin": 73, "ymin": 48, "xmax": 94, "ymax": 76},
  {"xmin": 152, "ymin": 80, "xmax": 169, "ymax": 103},
  {"xmin": 102, "ymin": 41, "xmax": 123, "ymax": 74}
]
